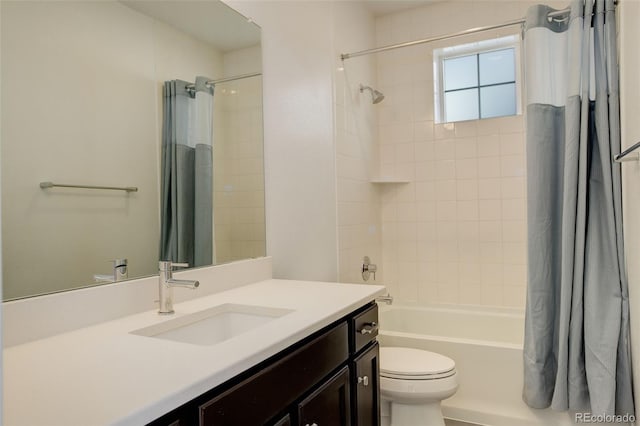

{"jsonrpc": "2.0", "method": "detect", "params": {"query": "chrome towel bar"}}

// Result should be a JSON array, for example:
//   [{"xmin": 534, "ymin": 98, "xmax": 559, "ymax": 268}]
[
  {"xmin": 614, "ymin": 141, "xmax": 640, "ymax": 163},
  {"xmin": 39, "ymin": 181, "xmax": 138, "ymax": 192}
]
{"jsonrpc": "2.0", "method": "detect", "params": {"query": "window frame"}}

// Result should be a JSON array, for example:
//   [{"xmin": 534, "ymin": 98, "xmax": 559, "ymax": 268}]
[{"xmin": 433, "ymin": 35, "xmax": 522, "ymax": 124}]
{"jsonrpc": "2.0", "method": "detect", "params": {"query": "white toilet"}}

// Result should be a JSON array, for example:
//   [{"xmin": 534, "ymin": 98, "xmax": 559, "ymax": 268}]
[{"xmin": 380, "ymin": 347, "xmax": 458, "ymax": 426}]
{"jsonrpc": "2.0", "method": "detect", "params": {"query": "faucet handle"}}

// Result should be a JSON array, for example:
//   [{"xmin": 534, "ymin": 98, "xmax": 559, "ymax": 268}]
[{"xmin": 159, "ymin": 261, "xmax": 190, "ymax": 271}]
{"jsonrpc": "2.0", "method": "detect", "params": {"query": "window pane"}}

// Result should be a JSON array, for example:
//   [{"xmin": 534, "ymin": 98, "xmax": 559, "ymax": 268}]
[
  {"xmin": 480, "ymin": 83, "xmax": 516, "ymax": 119},
  {"xmin": 444, "ymin": 55, "xmax": 478, "ymax": 90},
  {"xmin": 479, "ymin": 48, "xmax": 515, "ymax": 85},
  {"xmin": 445, "ymin": 88, "xmax": 479, "ymax": 122}
]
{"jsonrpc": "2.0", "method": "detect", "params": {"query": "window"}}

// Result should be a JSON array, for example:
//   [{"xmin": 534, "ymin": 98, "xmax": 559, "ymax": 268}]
[{"xmin": 434, "ymin": 36, "xmax": 521, "ymax": 123}]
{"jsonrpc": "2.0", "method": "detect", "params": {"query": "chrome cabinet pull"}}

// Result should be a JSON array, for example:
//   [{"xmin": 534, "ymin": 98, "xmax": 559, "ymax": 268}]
[
  {"xmin": 358, "ymin": 375, "xmax": 369, "ymax": 386},
  {"xmin": 359, "ymin": 321, "xmax": 377, "ymax": 335}
]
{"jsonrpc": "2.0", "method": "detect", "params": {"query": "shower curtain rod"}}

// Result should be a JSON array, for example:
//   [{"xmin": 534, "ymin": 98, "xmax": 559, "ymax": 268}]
[
  {"xmin": 186, "ymin": 72, "xmax": 261, "ymax": 91},
  {"xmin": 340, "ymin": 7, "xmax": 573, "ymax": 60}
]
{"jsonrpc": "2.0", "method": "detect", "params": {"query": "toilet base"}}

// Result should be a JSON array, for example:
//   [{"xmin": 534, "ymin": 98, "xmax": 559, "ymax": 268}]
[{"xmin": 390, "ymin": 401, "xmax": 445, "ymax": 426}]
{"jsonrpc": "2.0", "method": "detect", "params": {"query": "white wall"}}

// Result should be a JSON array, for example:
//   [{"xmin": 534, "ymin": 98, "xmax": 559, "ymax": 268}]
[
  {"xmin": 222, "ymin": 0, "xmax": 566, "ymax": 301},
  {"xmin": 333, "ymin": 3, "xmax": 382, "ymax": 285},
  {"xmin": 618, "ymin": 0, "xmax": 640, "ymax": 417},
  {"xmin": 0, "ymin": 0, "xmax": 4, "ymax": 417},
  {"xmin": 224, "ymin": 1, "xmax": 339, "ymax": 282}
]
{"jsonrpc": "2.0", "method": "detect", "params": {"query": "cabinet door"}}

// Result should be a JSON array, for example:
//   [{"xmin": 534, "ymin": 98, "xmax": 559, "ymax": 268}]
[
  {"xmin": 352, "ymin": 342, "xmax": 380, "ymax": 426},
  {"xmin": 298, "ymin": 367, "xmax": 351, "ymax": 426}
]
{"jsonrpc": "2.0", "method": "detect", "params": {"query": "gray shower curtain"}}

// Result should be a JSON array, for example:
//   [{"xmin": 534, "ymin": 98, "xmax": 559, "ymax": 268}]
[
  {"xmin": 522, "ymin": 0, "xmax": 633, "ymax": 416},
  {"xmin": 160, "ymin": 76, "xmax": 214, "ymax": 267}
]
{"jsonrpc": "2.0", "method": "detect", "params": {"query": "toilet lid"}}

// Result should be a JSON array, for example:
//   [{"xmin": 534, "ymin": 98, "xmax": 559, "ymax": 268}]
[{"xmin": 380, "ymin": 347, "xmax": 456, "ymax": 379}]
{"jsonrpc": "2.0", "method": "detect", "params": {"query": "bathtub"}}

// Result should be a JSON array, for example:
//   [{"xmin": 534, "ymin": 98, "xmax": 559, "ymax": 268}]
[{"xmin": 378, "ymin": 304, "xmax": 576, "ymax": 426}]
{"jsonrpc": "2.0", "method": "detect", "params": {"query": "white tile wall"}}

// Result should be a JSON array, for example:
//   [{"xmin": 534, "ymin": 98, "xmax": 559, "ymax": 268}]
[{"xmin": 374, "ymin": 1, "xmax": 533, "ymax": 308}]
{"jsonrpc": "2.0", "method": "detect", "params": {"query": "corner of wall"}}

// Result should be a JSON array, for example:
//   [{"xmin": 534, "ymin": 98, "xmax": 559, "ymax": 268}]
[
  {"xmin": 618, "ymin": 0, "xmax": 640, "ymax": 417},
  {"xmin": 0, "ymin": 1, "xmax": 4, "ymax": 418},
  {"xmin": 332, "ymin": 2, "xmax": 383, "ymax": 286},
  {"xmin": 223, "ymin": 1, "xmax": 339, "ymax": 282}
]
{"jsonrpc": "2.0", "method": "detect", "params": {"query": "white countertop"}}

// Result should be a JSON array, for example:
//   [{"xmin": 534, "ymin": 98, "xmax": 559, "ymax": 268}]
[{"xmin": 3, "ymin": 279, "xmax": 385, "ymax": 426}]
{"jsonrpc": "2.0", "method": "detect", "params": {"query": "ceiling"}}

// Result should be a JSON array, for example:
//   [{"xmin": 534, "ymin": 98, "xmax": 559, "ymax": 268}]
[{"xmin": 121, "ymin": 1, "xmax": 261, "ymax": 52}]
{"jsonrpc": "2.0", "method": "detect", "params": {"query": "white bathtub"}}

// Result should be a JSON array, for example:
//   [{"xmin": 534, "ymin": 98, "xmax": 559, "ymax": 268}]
[{"xmin": 378, "ymin": 304, "xmax": 576, "ymax": 426}]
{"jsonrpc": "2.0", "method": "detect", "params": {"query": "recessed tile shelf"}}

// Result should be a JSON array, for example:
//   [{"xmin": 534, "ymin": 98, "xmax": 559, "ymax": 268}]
[{"xmin": 370, "ymin": 177, "xmax": 411, "ymax": 184}]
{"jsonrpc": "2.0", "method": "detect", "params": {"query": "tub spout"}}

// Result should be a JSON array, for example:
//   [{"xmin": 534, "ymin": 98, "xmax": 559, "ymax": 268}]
[{"xmin": 376, "ymin": 294, "xmax": 393, "ymax": 305}]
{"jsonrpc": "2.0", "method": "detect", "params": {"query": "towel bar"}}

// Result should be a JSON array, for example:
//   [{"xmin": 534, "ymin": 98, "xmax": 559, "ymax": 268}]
[
  {"xmin": 39, "ymin": 182, "xmax": 138, "ymax": 192},
  {"xmin": 614, "ymin": 141, "xmax": 640, "ymax": 163}
]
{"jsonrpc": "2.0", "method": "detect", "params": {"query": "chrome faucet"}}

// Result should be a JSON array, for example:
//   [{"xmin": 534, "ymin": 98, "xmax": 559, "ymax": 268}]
[{"xmin": 158, "ymin": 261, "xmax": 200, "ymax": 315}]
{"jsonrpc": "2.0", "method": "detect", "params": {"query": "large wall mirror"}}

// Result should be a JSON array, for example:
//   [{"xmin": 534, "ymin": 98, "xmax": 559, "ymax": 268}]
[{"xmin": 1, "ymin": 0, "xmax": 265, "ymax": 300}]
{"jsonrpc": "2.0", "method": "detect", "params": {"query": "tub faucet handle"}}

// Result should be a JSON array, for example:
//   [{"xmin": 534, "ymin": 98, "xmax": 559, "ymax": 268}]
[{"xmin": 362, "ymin": 256, "xmax": 377, "ymax": 281}]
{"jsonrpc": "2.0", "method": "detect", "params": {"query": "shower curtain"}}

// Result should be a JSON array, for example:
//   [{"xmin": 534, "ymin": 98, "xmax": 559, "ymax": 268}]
[
  {"xmin": 160, "ymin": 76, "xmax": 214, "ymax": 267},
  {"xmin": 522, "ymin": 0, "xmax": 633, "ymax": 416}
]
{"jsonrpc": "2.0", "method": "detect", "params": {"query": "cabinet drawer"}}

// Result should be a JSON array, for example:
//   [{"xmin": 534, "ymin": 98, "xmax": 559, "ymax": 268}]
[
  {"xmin": 199, "ymin": 322, "xmax": 349, "ymax": 425},
  {"xmin": 350, "ymin": 304, "xmax": 378, "ymax": 354}
]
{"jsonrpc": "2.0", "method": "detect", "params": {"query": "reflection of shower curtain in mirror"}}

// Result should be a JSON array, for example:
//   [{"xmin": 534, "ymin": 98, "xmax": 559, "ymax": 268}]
[{"xmin": 160, "ymin": 76, "xmax": 214, "ymax": 267}]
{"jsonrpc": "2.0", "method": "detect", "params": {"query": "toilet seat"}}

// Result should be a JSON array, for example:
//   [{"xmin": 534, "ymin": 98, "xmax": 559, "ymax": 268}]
[{"xmin": 380, "ymin": 347, "xmax": 456, "ymax": 380}]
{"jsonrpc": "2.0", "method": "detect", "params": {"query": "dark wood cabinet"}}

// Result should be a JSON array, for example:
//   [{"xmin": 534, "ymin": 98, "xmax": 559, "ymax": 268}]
[
  {"xmin": 298, "ymin": 366, "xmax": 351, "ymax": 426},
  {"xmin": 198, "ymin": 323, "xmax": 348, "ymax": 425},
  {"xmin": 148, "ymin": 302, "xmax": 379, "ymax": 426},
  {"xmin": 273, "ymin": 414, "xmax": 291, "ymax": 426},
  {"xmin": 352, "ymin": 342, "xmax": 380, "ymax": 426},
  {"xmin": 350, "ymin": 304, "xmax": 379, "ymax": 354}
]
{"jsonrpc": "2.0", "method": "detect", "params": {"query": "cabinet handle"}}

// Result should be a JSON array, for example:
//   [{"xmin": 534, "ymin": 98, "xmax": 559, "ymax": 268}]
[
  {"xmin": 358, "ymin": 375, "xmax": 369, "ymax": 386},
  {"xmin": 359, "ymin": 321, "xmax": 378, "ymax": 335}
]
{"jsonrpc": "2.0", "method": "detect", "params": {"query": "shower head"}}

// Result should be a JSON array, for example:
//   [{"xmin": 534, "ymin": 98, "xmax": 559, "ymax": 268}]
[{"xmin": 360, "ymin": 84, "xmax": 385, "ymax": 104}]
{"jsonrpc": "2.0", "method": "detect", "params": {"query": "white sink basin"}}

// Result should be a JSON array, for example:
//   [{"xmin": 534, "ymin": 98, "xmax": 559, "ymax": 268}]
[{"xmin": 131, "ymin": 304, "xmax": 294, "ymax": 346}]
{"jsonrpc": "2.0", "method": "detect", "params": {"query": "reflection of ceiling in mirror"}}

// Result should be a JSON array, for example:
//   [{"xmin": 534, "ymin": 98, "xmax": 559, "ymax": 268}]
[{"xmin": 120, "ymin": 1, "xmax": 261, "ymax": 52}]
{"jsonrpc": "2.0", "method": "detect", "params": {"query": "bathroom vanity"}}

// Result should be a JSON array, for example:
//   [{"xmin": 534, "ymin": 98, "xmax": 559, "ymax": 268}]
[
  {"xmin": 3, "ymin": 260, "xmax": 385, "ymax": 426},
  {"xmin": 149, "ymin": 302, "xmax": 380, "ymax": 426}
]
